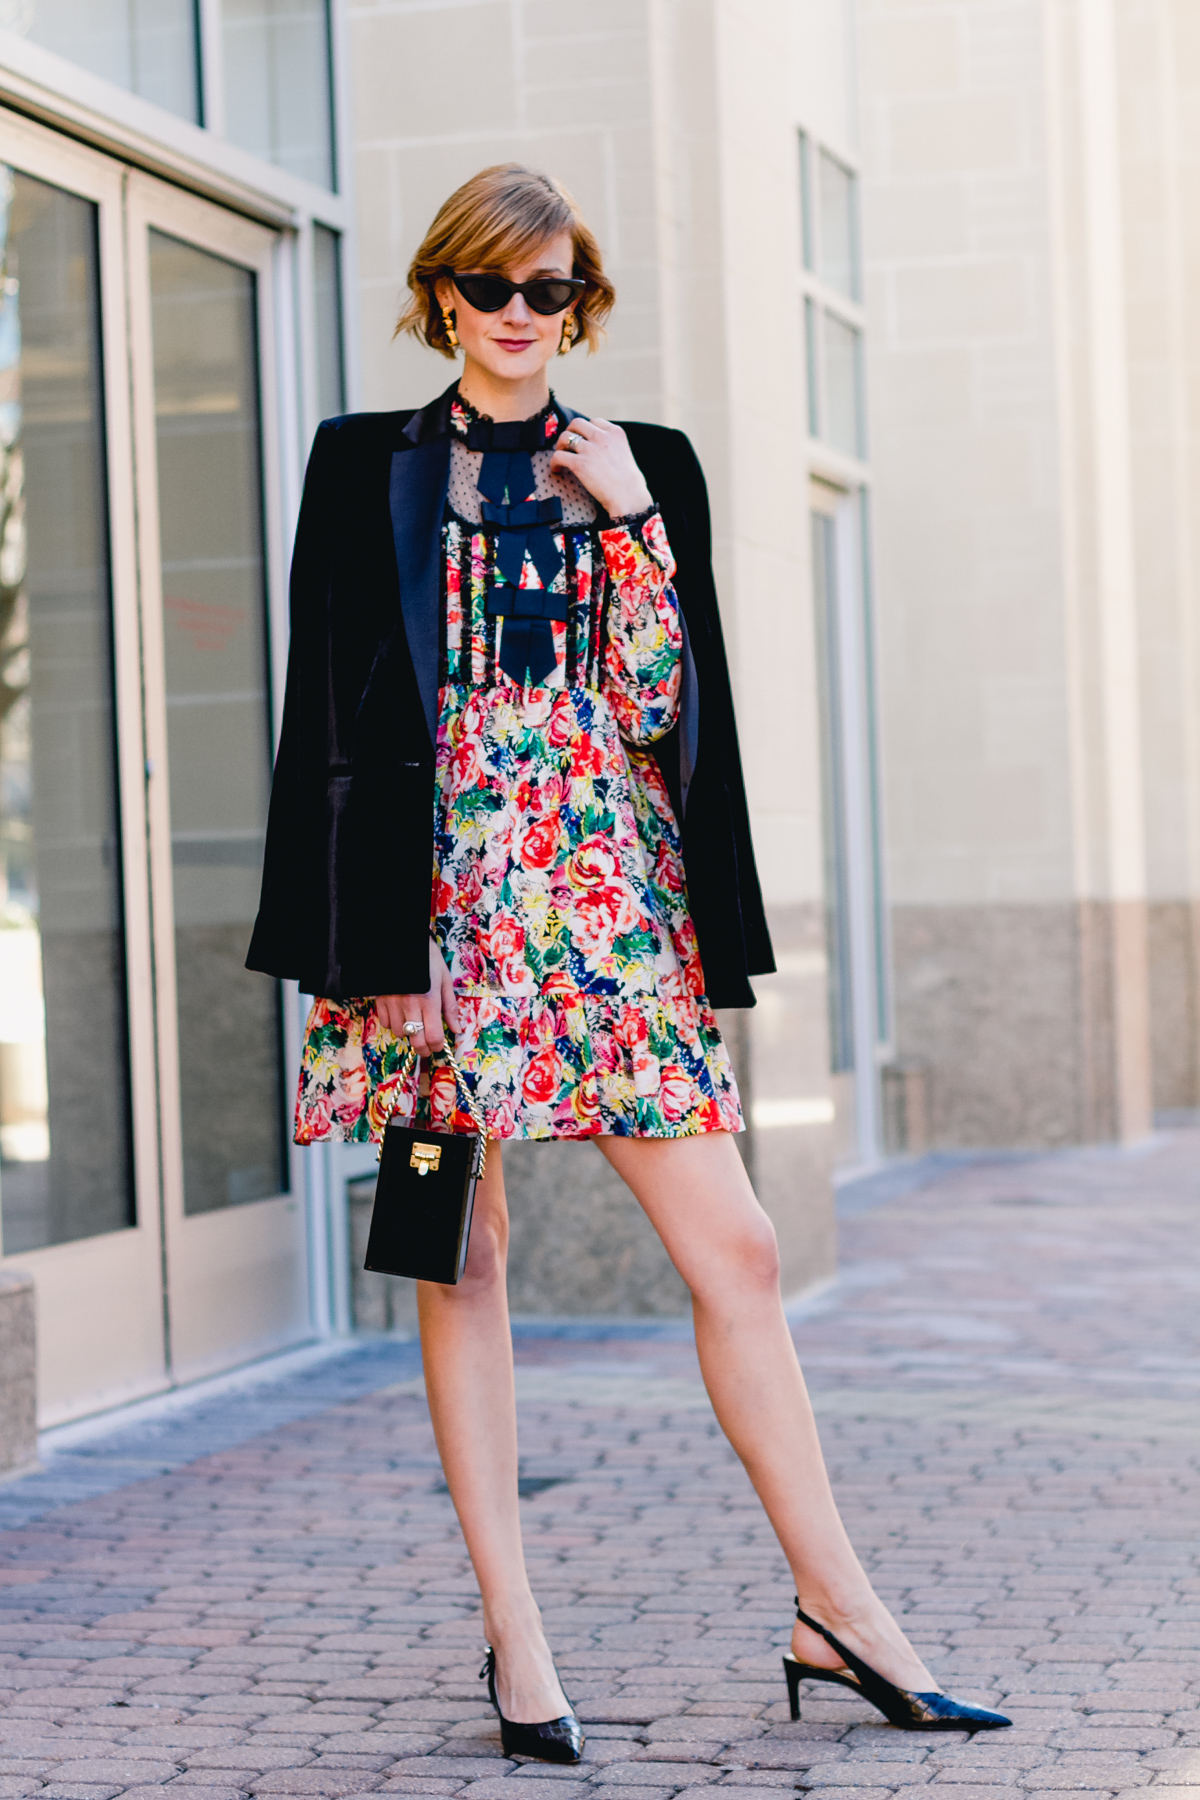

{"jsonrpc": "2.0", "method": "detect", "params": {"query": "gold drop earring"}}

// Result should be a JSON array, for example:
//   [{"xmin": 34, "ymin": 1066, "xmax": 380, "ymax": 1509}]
[
  {"xmin": 558, "ymin": 312, "xmax": 577, "ymax": 355},
  {"xmin": 441, "ymin": 305, "xmax": 459, "ymax": 352}
]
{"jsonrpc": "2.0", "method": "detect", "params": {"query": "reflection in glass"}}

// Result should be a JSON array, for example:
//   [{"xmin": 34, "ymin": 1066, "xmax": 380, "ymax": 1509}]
[
  {"xmin": 811, "ymin": 512, "xmax": 853, "ymax": 1075},
  {"xmin": 221, "ymin": 0, "xmax": 335, "ymax": 189},
  {"xmin": 804, "ymin": 297, "xmax": 819, "ymax": 438},
  {"xmin": 149, "ymin": 231, "xmax": 285, "ymax": 1216},
  {"xmin": 0, "ymin": 168, "xmax": 134, "ymax": 1254},
  {"xmin": 312, "ymin": 224, "xmax": 344, "ymax": 419},
  {"xmin": 798, "ymin": 132, "xmax": 814, "ymax": 272},
  {"xmin": 13, "ymin": 0, "xmax": 200, "ymax": 123},
  {"xmin": 823, "ymin": 311, "xmax": 863, "ymax": 458},
  {"xmin": 818, "ymin": 150, "xmax": 859, "ymax": 300}
]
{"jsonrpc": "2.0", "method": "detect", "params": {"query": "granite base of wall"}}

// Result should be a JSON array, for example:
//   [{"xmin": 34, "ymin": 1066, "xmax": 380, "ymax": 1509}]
[
  {"xmin": 502, "ymin": 1140, "xmax": 689, "ymax": 1316},
  {"xmin": 891, "ymin": 900, "xmax": 1159, "ymax": 1147},
  {"xmin": 0, "ymin": 1271, "xmax": 37, "ymax": 1477},
  {"xmin": 1148, "ymin": 900, "xmax": 1200, "ymax": 1113}
]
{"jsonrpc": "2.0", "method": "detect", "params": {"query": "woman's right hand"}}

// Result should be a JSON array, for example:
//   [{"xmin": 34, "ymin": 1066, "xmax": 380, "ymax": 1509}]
[{"xmin": 376, "ymin": 939, "xmax": 461, "ymax": 1055}]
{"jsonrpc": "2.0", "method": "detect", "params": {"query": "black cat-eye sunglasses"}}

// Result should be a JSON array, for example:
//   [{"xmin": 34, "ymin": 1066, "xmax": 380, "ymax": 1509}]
[{"xmin": 450, "ymin": 272, "xmax": 585, "ymax": 316}]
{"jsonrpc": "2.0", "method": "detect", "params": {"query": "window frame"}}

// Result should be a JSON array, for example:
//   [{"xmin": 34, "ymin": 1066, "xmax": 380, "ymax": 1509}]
[
  {"xmin": 798, "ymin": 128, "xmax": 868, "ymax": 467},
  {"xmin": 799, "ymin": 124, "xmax": 894, "ymax": 1169}
]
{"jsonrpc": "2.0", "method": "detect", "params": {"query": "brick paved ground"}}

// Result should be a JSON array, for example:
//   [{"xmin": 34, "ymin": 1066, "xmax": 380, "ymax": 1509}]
[{"xmin": 2, "ymin": 1133, "xmax": 1199, "ymax": 1800}]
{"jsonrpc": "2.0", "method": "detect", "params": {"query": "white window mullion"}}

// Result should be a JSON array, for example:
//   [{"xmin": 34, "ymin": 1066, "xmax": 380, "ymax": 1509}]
[{"xmin": 196, "ymin": 0, "xmax": 226, "ymax": 136}]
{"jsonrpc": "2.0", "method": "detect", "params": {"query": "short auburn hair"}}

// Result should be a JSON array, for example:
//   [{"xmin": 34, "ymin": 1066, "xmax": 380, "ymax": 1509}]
[{"xmin": 396, "ymin": 163, "xmax": 615, "ymax": 359}]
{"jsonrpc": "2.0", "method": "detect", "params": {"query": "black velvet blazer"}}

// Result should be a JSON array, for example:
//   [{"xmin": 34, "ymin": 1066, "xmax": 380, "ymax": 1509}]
[{"xmin": 246, "ymin": 383, "xmax": 774, "ymax": 1008}]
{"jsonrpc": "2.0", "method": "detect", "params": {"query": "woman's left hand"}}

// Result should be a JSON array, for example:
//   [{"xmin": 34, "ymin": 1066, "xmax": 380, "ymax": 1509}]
[{"xmin": 549, "ymin": 417, "xmax": 653, "ymax": 519}]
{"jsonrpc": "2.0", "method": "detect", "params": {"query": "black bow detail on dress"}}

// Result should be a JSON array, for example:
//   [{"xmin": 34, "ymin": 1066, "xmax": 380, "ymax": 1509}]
[
  {"xmin": 465, "ymin": 418, "xmax": 551, "ymax": 452},
  {"xmin": 484, "ymin": 492, "xmax": 566, "ymax": 684},
  {"xmin": 482, "ymin": 497, "xmax": 564, "ymax": 588},
  {"xmin": 462, "ymin": 405, "xmax": 568, "ymax": 687},
  {"xmin": 486, "ymin": 585, "xmax": 569, "ymax": 685},
  {"xmin": 466, "ymin": 416, "xmax": 553, "ymax": 509}
]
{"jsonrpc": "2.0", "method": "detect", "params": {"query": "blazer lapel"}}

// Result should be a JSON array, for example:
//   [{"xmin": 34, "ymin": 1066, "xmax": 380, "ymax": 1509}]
[{"xmin": 389, "ymin": 433, "xmax": 450, "ymax": 749}]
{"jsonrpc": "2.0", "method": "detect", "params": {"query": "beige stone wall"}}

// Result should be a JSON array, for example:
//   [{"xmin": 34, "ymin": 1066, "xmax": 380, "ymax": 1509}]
[
  {"xmin": 858, "ymin": 0, "xmax": 1200, "ymax": 1143},
  {"xmin": 342, "ymin": 0, "xmax": 844, "ymax": 1301}
]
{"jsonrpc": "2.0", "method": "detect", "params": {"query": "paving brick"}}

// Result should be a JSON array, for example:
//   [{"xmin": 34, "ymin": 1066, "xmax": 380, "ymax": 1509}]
[
  {"xmin": 893, "ymin": 1790, "xmax": 1016, "ymax": 1800},
  {"xmin": 595, "ymin": 1769, "xmax": 723, "ymax": 1785},
  {"xmin": 247, "ymin": 1776, "xmax": 381, "ymax": 1796},
  {"xmin": 693, "ymin": 1784, "xmax": 802, "ymax": 1795},
  {"xmin": 38, "ymin": 1788, "xmax": 125, "ymax": 1800},
  {"xmin": 772, "ymin": 1790, "xmax": 894, "ymax": 1800},
  {"xmin": 315, "ymin": 1739, "xmax": 438, "ymax": 1759},
  {"xmin": 1113, "ymin": 1792, "xmax": 1198, "ymax": 1800},
  {"xmin": 50, "ymin": 1764, "xmax": 183, "ymax": 1785},
  {"xmin": 720, "ymin": 1745, "xmax": 849, "ymax": 1770},
  {"xmin": 374, "ymin": 1784, "xmax": 460, "ymax": 1796},
  {"xmin": 388, "ymin": 1759, "xmax": 511, "ymax": 1779},
  {"xmin": 807, "ymin": 1769, "xmax": 931, "ymax": 1788},
  {"xmin": 162, "ymin": 1776, "xmax": 261, "ymax": 1790},
  {"xmin": 1014, "ymin": 1760, "xmax": 1151, "ymax": 1788}
]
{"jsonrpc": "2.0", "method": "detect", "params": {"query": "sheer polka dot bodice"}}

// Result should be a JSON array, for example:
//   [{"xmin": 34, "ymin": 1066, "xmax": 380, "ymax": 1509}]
[{"xmin": 447, "ymin": 436, "xmax": 597, "ymax": 527}]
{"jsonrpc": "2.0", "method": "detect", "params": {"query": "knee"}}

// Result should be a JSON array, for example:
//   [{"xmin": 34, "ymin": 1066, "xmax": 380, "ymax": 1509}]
[
  {"xmin": 687, "ymin": 1204, "xmax": 782, "ymax": 1310},
  {"xmin": 744, "ymin": 1213, "xmax": 782, "ymax": 1290},
  {"xmin": 722, "ymin": 1210, "xmax": 782, "ymax": 1297}
]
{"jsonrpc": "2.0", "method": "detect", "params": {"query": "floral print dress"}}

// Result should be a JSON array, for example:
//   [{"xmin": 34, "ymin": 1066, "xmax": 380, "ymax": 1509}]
[{"xmin": 295, "ymin": 392, "xmax": 743, "ymax": 1145}]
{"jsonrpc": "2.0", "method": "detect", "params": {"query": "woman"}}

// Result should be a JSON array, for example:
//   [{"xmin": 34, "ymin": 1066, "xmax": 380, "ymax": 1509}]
[{"xmin": 248, "ymin": 164, "xmax": 1009, "ymax": 1761}]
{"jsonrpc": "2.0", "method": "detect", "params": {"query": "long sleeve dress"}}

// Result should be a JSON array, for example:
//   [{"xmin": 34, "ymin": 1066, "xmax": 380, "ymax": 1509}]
[{"xmin": 294, "ymin": 390, "xmax": 743, "ymax": 1144}]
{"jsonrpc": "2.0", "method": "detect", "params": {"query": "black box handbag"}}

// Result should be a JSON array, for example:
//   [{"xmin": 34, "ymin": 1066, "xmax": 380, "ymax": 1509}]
[{"xmin": 364, "ymin": 1044, "xmax": 487, "ymax": 1285}]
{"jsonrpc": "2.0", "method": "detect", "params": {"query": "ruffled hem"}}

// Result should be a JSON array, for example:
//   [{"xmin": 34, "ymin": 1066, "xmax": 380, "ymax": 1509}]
[{"xmin": 294, "ymin": 989, "xmax": 743, "ymax": 1147}]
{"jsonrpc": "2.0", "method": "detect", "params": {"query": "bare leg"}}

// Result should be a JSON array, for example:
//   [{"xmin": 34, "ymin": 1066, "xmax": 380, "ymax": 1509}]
[
  {"xmin": 417, "ymin": 1144, "xmax": 570, "ymax": 1722},
  {"xmin": 598, "ymin": 1132, "xmax": 938, "ymax": 1689}
]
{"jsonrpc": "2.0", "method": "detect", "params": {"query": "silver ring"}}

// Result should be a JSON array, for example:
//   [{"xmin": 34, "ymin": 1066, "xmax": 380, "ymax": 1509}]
[
  {"xmin": 403, "ymin": 1020, "xmax": 423, "ymax": 1035},
  {"xmin": 563, "ymin": 432, "xmax": 581, "ymax": 452}
]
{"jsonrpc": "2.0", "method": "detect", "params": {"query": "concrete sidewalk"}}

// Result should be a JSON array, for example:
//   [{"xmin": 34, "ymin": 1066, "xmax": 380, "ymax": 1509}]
[{"xmin": 1, "ymin": 1133, "xmax": 1198, "ymax": 1799}]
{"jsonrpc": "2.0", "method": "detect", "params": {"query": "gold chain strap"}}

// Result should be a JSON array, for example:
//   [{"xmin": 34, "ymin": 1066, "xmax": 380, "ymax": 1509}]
[{"xmin": 376, "ymin": 1036, "xmax": 488, "ymax": 1175}]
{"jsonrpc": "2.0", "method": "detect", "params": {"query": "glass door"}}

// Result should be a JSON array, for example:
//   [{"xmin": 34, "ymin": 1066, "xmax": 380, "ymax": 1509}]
[
  {"xmin": 0, "ymin": 112, "xmax": 166, "ymax": 1423},
  {"xmin": 126, "ymin": 172, "xmax": 307, "ymax": 1382},
  {"xmin": 0, "ymin": 110, "xmax": 312, "ymax": 1422}
]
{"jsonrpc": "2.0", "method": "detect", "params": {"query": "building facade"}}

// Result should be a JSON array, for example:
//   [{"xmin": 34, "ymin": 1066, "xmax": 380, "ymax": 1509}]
[
  {"xmin": 2, "ymin": 0, "xmax": 1193, "ymax": 1426},
  {"xmin": 859, "ymin": 0, "xmax": 1200, "ymax": 1145}
]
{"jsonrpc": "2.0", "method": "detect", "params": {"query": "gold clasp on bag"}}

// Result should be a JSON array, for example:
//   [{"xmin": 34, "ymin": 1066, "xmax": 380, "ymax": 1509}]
[{"xmin": 377, "ymin": 1038, "xmax": 488, "ymax": 1180}]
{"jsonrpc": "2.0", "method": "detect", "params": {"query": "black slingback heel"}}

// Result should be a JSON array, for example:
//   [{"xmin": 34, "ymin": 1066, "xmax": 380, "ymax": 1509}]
[
  {"xmin": 783, "ymin": 1600, "xmax": 1011, "ymax": 1732},
  {"xmin": 481, "ymin": 1645, "xmax": 585, "ymax": 1763}
]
